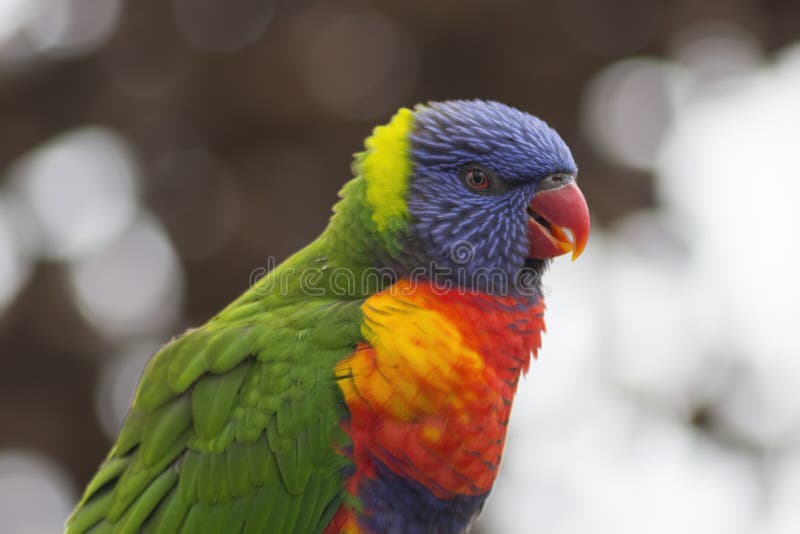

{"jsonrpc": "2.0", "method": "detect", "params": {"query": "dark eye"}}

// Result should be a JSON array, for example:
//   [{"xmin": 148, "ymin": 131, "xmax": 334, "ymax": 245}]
[{"xmin": 463, "ymin": 165, "xmax": 491, "ymax": 191}]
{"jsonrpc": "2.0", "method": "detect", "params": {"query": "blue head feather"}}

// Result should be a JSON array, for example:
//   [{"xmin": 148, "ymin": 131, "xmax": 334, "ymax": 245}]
[
  {"xmin": 411, "ymin": 100, "xmax": 575, "ymax": 180},
  {"xmin": 402, "ymin": 100, "xmax": 576, "ymax": 293}
]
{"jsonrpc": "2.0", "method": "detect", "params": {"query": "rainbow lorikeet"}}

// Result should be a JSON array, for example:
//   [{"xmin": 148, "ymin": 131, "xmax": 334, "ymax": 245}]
[{"xmin": 66, "ymin": 100, "xmax": 590, "ymax": 534}]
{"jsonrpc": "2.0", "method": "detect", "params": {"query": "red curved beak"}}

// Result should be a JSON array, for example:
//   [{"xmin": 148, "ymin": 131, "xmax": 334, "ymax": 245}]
[{"xmin": 527, "ymin": 182, "xmax": 590, "ymax": 261}]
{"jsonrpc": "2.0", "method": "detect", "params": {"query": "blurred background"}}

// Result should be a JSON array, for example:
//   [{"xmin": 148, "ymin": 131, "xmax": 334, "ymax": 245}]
[{"xmin": 1, "ymin": 0, "xmax": 799, "ymax": 532}]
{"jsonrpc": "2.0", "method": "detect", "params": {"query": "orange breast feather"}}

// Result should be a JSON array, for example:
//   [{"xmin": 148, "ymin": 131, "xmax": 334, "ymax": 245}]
[{"xmin": 335, "ymin": 279, "xmax": 545, "ymax": 499}]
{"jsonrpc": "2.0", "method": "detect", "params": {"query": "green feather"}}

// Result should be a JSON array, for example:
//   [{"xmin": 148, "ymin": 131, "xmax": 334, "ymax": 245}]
[
  {"xmin": 167, "ymin": 335, "xmax": 214, "ymax": 394},
  {"xmin": 175, "ymin": 450, "xmax": 200, "ymax": 505},
  {"xmin": 107, "ymin": 429, "xmax": 190, "ymax": 521},
  {"xmin": 206, "ymin": 328, "xmax": 252, "ymax": 373},
  {"xmin": 224, "ymin": 498, "xmax": 252, "ymax": 533},
  {"xmin": 113, "ymin": 468, "xmax": 178, "ymax": 534},
  {"xmin": 86, "ymin": 521, "xmax": 113, "ymax": 534},
  {"xmin": 240, "ymin": 484, "xmax": 277, "ymax": 534},
  {"xmin": 114, "ymin": 408, "xmax": 144, "ymax": 456},
  {"xmin": 192, "ymin": 361, "xmax": 252, "ymax": 442},
  {"xmin": 78, "ymin": 457, "xmax": 130, "ymax": 504},
  {"xmin": 177, "ymin": 502, "xmax": 210, "ymax": 534},
  {"xmin": 142, "ymin": 486, "xmax": 186, "ymax": 534},
  {"xmin": 289, "ymin": 475, "xmax": 322, "ymax": 534},
  {"xmin": 65, "ymin": 154, "xmax": 404, "ymax": 532},
  {"xmin": 65, "ymin": 491, "xmax": 114, "ymax": 534},
  {"xmin": 225, "ymin": 440, "xmax": 253, "ymax": 498},
  {"xmin": 244, "ymin": 432, "xmax": 274, "ymax": 485},
  {"xmin": 275, "ymin": 429, "xmax": 314, "ymax": 496},
  {"xmin": 140, "ymin": 396, "xmax": 192, "ymax": 465}
]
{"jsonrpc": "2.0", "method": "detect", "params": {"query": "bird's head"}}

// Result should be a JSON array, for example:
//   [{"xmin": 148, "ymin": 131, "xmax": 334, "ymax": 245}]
[{"xmin": 350, "ymin": 100, "xmax": 590, "ymax": 294}]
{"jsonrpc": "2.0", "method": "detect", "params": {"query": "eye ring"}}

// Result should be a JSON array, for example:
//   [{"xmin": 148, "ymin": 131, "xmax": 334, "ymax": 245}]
[{"xmin": 463, "ymin": 165, "xmax": 491, "ymax": 191}]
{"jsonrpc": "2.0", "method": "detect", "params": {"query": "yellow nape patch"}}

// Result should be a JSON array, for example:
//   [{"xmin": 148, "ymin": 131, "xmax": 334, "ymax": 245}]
[{"xmin": 361, "ymin": 107, "xmax": 414, "ymax": 232}]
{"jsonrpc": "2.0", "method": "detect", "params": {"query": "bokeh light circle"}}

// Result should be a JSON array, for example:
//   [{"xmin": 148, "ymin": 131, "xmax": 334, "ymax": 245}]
[
  {"xmin": 68, "ymin": 214, "xmax": 184, "ymax": 341},
  {"xmin": 9, "ymin": 127, "xmax": 139, "ymax": 261}
]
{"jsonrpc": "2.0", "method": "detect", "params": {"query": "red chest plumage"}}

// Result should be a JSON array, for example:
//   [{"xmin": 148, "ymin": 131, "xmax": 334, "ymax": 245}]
[{"xmin": 335, "ymin": 280, "xmax": 546, "ymax": 504}]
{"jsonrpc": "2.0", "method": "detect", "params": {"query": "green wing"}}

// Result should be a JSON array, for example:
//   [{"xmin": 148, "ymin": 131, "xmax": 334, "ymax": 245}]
[{"xmin": 66, "ymin": 297, "xmax": 363, "ymax": 534}]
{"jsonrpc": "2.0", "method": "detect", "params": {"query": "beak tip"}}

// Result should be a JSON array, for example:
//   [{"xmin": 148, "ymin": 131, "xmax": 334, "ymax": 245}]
[
  {"xmin": 571, "ymin": 237, "xmax": 588, "ymax": 261},
  {"xmin": 528, "ymin": 182, "xmax": 591, "ymax": 262}
]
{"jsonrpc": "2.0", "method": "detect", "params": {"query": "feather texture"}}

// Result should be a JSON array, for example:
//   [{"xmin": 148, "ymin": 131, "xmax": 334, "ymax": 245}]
[{"xmin": 68, "ymin": 100, "xmax": 582, "ymax": 534}]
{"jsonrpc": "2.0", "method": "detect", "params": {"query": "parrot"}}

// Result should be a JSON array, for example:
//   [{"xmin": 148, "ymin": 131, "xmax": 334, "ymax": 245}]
[{"xmin": 66, "ymin": 100, "xmax": 590, "ymax": 534}]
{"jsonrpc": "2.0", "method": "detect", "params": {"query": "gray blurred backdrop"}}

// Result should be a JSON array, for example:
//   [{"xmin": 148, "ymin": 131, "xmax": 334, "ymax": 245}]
[{"xmin": 1, "ymin": 1, "xmax": 800, "ymax": 533}]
